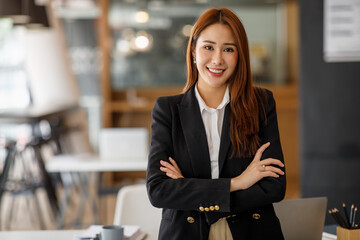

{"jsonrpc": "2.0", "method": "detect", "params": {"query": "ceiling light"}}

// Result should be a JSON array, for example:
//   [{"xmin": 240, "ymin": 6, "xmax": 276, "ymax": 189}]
[
  {"xmin": 134, "ymin": 11, "xmax": 149, "ymax": 23},
  {"xmin": 182, "ymin": 24, "xmax": 193, "ymax": 37}
]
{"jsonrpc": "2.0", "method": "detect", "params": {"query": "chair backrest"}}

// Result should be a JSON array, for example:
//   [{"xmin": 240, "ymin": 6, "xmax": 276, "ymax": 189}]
[
  {"xmin": 273, "ymin": 197, "xmax": 328, "ymax": 240},
  {"xmin": 113, "ymin": 184, "xmax": 162, "ymax": 230}
]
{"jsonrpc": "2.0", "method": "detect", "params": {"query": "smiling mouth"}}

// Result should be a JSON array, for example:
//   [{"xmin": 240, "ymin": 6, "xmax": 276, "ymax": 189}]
[{"xmin": 207, "ymin": 68, "xmax": 225, "ymax": 73}]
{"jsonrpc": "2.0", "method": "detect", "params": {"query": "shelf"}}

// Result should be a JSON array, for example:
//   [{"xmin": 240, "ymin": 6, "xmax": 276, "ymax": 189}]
[
  {"xmin": 54, "ymin": 6, "xmax": 101, "ymax": 19},
  {"xmin": 110, "ymin": 100, "xmax": 155, "ymax": 113}
]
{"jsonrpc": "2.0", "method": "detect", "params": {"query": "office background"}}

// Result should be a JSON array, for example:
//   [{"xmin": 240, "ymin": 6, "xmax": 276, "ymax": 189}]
[
  {"xmin": 0, "ymin": 0, "xmax": 359, "ymax": 228},
  {"xmin": 299, "ymin": 0, "xmax": 360, "ymax": 224}
]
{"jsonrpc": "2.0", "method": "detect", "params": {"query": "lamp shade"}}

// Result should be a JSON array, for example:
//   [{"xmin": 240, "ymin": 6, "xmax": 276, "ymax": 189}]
[
  {"xmin": 24, "ymin": 28, "xmax": 80, "ymax": 107},
  {"xmin": 0, "ymin": 0, "xmax": 49, "ymax": 26}
]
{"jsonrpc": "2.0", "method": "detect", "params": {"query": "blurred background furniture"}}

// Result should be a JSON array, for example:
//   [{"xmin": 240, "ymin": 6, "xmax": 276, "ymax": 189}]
[
  {"xmin": 0, "ymin": 104, "xmax": 81, "ymax": 224},
  {"xmin": 274, "ymin": 197, "xmax": 328, "ymax": 240},
  {"xmin": 46, "ymin": 127, "xmax": 149, "ymax": 229},
  {"xmin": 0, "ymin": 139, "xmax": 46, "ymax": 230},
  {"xmin": 46, "ymin": 153, "xmax": 148, "ymax": 229},
  {"xmin": 113, "ymin": 183, "xmax": 161, "ymax": 231}
]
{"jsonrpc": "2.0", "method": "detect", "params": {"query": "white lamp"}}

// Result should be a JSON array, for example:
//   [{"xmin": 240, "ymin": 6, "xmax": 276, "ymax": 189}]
[{"xmin": 24, "ymin": 27, "xmax": 80, "ymax": 107}]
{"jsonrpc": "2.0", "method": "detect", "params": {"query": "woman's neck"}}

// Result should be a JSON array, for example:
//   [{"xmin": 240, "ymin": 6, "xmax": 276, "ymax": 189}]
[{"xmin": 197, "ymin": 83, "xmax": 227, "ymax": 109}]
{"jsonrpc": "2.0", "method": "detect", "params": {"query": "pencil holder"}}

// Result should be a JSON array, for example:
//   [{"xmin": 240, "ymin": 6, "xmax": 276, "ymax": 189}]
[{"xmin": 337, "ymin": 227, "xmax": 360, "ymax": 240}]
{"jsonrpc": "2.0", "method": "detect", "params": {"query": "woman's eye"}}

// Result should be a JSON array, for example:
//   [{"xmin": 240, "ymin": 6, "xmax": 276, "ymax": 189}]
[
  {"xmin": 224, "ymin": 48, "xmax": 234, "ymax": 52},
  {"xmin": 204, "ymin": 46, "xmax": 213, "ymax": 50}
]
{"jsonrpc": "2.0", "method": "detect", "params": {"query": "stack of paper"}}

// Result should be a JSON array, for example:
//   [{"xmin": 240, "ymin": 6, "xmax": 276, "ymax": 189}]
[{"xmin": 322, "ymin": 232, "xmax": 337, "ymax": 240}]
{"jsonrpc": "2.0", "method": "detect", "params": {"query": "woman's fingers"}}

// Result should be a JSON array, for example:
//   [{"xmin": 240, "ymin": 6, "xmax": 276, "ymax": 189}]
[
  {"xmin": 231, "ymin": 146, "xmax": 285, "ymax": 191},
  {"xmin": 260, "ymin": 158, "xmax": 284, "ymax": 168},
  {"xmin": 160, "ymin": 165, "xmax": 182, "ymax": 178},
  {"xmin": 262, "ymin": 171, "xmax": 281, "ymax": 178},
  {"xmin": 253, "ymin": 142, "xmax": 271, "ymax": 162},
  {"xmin": 258, "ymin": 158, "xmax": 285, "ymax": 176},
  {"xmin": 260, "ymin": 165, "xmax": 285, "ymax": 175},
  {"xmin": 169, "ymin": 157, "xmax": 181, "ymax": 172},
  {"xmin": 160, "ymin": 160, "xmax": 177, "ymax": 172},
  {"xmin": 160, "ymin": 159, "xmax": 184, "ymax": 179},
  {"xmin": 161, "ymin": 168, "xmax": 181, "ymax": 179},
  {"xmin": 165, "ymin": 172, "xmax": 180, "ymax": 179}
]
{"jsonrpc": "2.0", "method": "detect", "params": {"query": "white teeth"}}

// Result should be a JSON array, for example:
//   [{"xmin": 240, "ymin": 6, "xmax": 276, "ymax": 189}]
[{"xmin": 208, "ymin": 68, "xmax": 224, "ymax": 73}]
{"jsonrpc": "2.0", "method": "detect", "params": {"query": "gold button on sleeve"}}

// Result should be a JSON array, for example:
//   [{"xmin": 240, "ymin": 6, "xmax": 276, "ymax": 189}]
[
  {"xmin": 187, "ymin": 217, "xmax": 195, "ymax": 223},
  {"xmin": 209, "ymin": 206, "xmax": 215, "ymax": 211},
  {"xmin": 199, "ymin": 206, "xmax": 204, "ymax": 212},
  {"xmin": 252, "ymin": 213, "xmax": 261, "ymax": 220},
  {"xmin": 214, "ymin": 205, "xmax": 220, "ymax": 211},
  {"xmin": 205, "ymin": 207, "xmax": 210, "ymax": 212}
]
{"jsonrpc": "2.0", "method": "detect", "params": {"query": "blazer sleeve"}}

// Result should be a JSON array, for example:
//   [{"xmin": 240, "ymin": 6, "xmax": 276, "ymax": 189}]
[
  {"xmin": 229, "ymin": 90, "xmax": 286, "ymax": 213},
  {"xmin": 146, "ymin": 96, "xmax": 232, "ymax": 212}
]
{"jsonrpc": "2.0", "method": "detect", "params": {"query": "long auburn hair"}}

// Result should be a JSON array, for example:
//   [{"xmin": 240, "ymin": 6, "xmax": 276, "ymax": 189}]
[{"xmin": 183, "ymin": 8, "xmax": 266, "ymax": 157}]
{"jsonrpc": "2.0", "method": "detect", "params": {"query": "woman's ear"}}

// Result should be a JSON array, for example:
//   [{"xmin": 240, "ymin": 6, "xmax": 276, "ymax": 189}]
[{"xmin": 192, "ymin": 51, "xmax": 196, "ymax": 63}]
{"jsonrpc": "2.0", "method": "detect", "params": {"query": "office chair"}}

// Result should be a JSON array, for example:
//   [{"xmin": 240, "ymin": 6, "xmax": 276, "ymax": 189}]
[
  {"xmin": 98, "ymin": 128, "xmax": 149, "ymax": 222},
  {"xmin": 273, "ymin": 197, "xmax": 327, "ymax": 240},
  {"xmin": 113, "ymin": 184, "xmax": 162, "ymax": 230}
]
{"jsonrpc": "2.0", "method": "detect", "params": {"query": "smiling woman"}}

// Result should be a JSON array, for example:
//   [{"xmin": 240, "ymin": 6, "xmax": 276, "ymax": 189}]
[
  {"xmin": 193, "ymin": 23, "xmax": 238, "ymax": 108},
  {"xmin": 146, "ymin": 7, "xmax": 286, "ymax": 240}
]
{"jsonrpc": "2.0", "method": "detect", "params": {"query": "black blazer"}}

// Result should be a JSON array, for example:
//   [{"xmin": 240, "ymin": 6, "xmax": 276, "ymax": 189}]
[{"xmin": 146, "ymin": 85, "xmax": 286, "ymax": 240}]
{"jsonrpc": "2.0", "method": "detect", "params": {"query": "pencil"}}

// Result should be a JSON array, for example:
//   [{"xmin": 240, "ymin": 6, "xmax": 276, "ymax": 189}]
[
  {"xmin": 334, "ymin": 208, "xmax": 348, "ymax": 228},
  {"xmin": 352, "ymin": 207, "xmax": 357, "ymax": 228},
  {"xmin": 350, "ymin": 204, "xmax": 355, "ymax": 228},
  {"xmin": 332, "ymin": 209, "xmax": 345, "ymax": 228},
  {"xmin": 342, "ymin": 203, "xmax": 351, "ymax": 228},
  {"xmin": 329, "ymin": 210, "xmax": 341, "ymax": 226}
]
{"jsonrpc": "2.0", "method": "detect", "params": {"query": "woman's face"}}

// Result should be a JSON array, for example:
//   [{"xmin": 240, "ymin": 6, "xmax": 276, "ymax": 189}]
[{"xmin": 193, "ymin": 23, "xmax": 238, "ymax": 92}]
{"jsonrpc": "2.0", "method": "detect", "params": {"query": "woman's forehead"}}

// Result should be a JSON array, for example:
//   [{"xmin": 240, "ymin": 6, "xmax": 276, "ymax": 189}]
[{"xmin": 197, "ymin": 23, "xmax": 236, "ymax": 45}]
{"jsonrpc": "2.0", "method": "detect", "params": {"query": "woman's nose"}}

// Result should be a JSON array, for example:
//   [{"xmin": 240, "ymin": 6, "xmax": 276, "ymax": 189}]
[{"xmin": 212, "ymin": 50, "xmax": 224, "ymax": 65}]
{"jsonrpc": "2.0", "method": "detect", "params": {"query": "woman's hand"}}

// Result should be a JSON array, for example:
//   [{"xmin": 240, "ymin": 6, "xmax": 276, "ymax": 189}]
[
  {"xmin": 230, "ymin": 142, "xmax": 285, "ymax": 192},
  {"xmin": 160, "ymin": 157, "xmax": 184, "ymax": 179}
]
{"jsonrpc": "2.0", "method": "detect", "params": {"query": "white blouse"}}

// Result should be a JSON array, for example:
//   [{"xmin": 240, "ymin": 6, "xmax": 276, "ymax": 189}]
[{"xmin": 194, "ymin": 84, "xmax": 230, "ymax": 179}]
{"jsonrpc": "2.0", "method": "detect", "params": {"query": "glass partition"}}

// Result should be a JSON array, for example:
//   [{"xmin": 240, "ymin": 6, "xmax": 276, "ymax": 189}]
[{"xmin": 108, "ymin": 0, "xmax": 287, "ymax": 89}]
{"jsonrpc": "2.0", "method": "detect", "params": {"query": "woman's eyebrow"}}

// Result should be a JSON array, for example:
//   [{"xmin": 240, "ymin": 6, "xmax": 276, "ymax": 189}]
[
  {"xmin": 202, "ymin": 40, "xmax": 236, "ymax": 46},
  {"xmin": 224, "ymin": 43, "xmax": 237, "ymax": 46},
  {"xmin": 203, "ymin": 40, "xmax": 216, "ymax": 44}
]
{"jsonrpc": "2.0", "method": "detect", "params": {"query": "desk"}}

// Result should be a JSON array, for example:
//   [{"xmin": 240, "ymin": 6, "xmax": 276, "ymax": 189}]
[
  {"xmin": 0, "ymin": 104, "xmax": 78, "ymax": 147},
  {"xmin": 0, "ymin": 229, "xmax": 157, "ymax": 240},
  {"xmin": 46, "ymin": 154, "xmax": 147, "ymax": 228},
  {"xmin": 0, "ymin": 229, "xmax": 333, "ymax": 240},
  {"xmin": 46, "ymin": 154, "xmax": 147, "ymax": 172},
  {"xmin": 0, "ymin": 104, "xmax": 79, "ymax": 219},
  {"xmin": 0, "ymin": 104, "xmax": 78, "ymax": 124}
]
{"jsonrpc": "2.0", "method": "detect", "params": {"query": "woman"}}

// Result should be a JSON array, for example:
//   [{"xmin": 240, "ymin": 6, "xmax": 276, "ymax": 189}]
[{"xmin": 146, "ymin": 7, "xmax": 286, "ymax": 240}]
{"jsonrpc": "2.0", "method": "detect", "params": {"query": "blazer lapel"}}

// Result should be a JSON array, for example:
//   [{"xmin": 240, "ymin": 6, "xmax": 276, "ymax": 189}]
[
  {"xmin": 178, "ymin": 86, "xmax": 212, "ymax": 178},
  {"xmin": 218, "ymin": 105, "xmax": 231, "ymax": 174}
]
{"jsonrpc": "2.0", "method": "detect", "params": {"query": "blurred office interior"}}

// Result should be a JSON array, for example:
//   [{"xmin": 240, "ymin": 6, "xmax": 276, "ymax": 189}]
[{"xmin": 0, "ymin": 0, "xmax": 359, "ymax": 230}]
